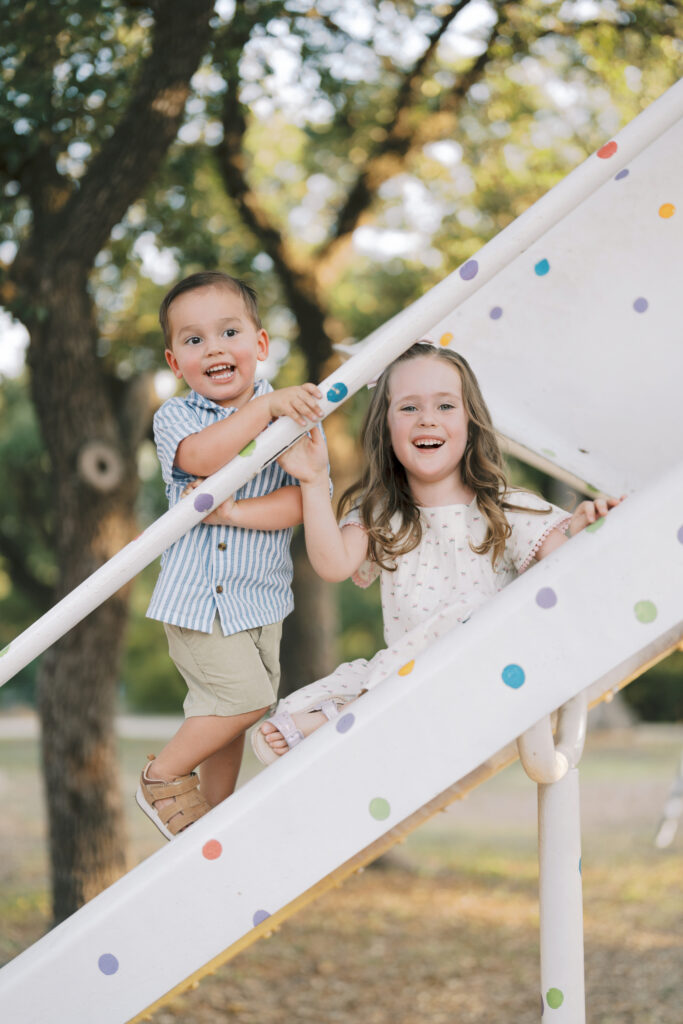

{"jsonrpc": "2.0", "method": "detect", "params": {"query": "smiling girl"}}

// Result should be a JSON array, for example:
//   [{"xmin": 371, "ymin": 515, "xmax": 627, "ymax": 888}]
[{"xmin": 252, "ymin": 340, "xmax": 621, "ymax": 762}]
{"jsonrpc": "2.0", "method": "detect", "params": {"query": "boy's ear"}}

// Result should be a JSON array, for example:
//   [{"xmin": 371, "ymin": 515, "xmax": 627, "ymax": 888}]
[
  {"xmin": 256, "ymin": 329, "xmax": 270, "ymax": 362},
  {"xmin": 164, "ymin": 347, "xmax": 184, "ymax": 379}
]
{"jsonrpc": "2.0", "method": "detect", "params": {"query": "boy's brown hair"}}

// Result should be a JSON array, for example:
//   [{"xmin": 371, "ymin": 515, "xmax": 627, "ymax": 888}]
[{"xmin": 159, "ymin": 271, "xmax": 262, "ymax": 348}]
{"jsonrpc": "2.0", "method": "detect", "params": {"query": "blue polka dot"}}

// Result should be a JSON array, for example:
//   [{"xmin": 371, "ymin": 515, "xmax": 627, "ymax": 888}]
[
  {"xmin": 98, "ymin": 953, "xmax": 119, "ymax": 975},
  {"xmin": 615, "ymin": 168, "xmax": 629, "ymax": 180},
  {"xmin": 253, "ymin": 910, "xmax": 271, "ymax": 926},
  {"xmin": 326, "ymin": 382, "xmax": 348, "ymax": 403},
  {"xmin": 489, "ymin": 306, "xmax": 503, "ymax": 320},
  {"xmin": 534, "ymin": 258, "xmax": 550, "ymax": 276},
  {"xmin": 502, "ymin": 664, "xmax": 525, "ymax": 689},
  {"xmin": 194, "ymin": 493, "xmax": 213, "ymax": 513},
  {"xmin": 336, "ymin": 713, "xmax": 355, "ymax": 733},
  {"xmin": 459, "ymin": 259, "xmax": 479, "ymax": 281},
  {"xmin": 633, "ymin": 297, "xmax": 648, "ymax": 313}
]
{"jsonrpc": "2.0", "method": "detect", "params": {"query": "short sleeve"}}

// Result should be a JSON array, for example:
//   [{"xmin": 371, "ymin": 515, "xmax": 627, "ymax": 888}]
[
  {"xmin": 152, "ymin": 398, "xmax": 202, "ymax": 488},
  {"xmin": 339, "ymin": 507, "xmax": 379, "ymax": 588},
  {"xmin": 504, "ymin": 490, "xmax": 572, "ymax": 573}
]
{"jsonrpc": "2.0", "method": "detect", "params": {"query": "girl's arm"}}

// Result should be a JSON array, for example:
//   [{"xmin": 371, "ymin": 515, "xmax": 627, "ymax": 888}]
[
  {"xmin": 535, "ymin": 495, "xmax": 624, "ymax": 561},
  {"xmin": 277, "ymin": 426, "xmax": 370, "ymax": 581}
]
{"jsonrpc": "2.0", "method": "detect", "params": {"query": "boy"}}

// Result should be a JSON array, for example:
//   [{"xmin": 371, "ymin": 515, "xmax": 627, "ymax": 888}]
[{"xmin": 137, "ymin": 271, "xmax": 323, "ymax": 839}]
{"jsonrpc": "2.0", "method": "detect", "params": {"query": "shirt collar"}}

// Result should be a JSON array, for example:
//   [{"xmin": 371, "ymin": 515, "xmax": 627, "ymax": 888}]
[{"xmin": 185, "ymin": 377, "xmax": 271, "ymax": 414}]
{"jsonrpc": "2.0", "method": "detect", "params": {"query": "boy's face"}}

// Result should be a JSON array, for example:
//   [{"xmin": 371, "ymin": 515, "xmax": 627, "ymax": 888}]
[{"xmin": 165, "ymin": 284, "xmax": 269, "ymax": 408}]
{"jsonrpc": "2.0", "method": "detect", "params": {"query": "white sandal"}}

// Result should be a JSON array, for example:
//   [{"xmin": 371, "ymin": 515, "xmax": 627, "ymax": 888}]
[{"xmin": 251, "ymin": 700, "xmax": 342, "ymax": 766}]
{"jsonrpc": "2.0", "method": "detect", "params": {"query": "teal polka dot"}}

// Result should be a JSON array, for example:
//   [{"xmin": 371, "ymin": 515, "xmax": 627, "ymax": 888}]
[
  {"xmin": 369, "ymin": 797, "xmax": 391, "ymax": 821},
  {"xmin": 546, "ymin": 988, "xmax": 564, "ymax": 1009},
  {"xmin": 502, "ymin": 664, "xmax": 525, "ymax": 689},
  {"xmin": 535, "ymin": 258, "xmax": 550, "ymax": 276},
  {"xmin": 327, "ymin": 382, "xmax": 348, "ymax": 402},
  {"xmin": 634, "ymin": 600, "xmax": 657, "ymax": 623}
]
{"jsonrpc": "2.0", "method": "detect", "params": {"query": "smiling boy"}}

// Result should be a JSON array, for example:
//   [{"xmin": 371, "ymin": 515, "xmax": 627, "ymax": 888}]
[{"xmin": 137, "ymin": 271, "xmax": 322, "ymax": 839}]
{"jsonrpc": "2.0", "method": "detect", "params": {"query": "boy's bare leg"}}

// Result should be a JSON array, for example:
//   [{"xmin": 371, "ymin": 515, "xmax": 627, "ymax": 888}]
[
  {"xmin": 146, "ymin": 708, "xmax": 267, "ymax": 812},
  {"xmin": 199, "ymin": 732, "xmax": 247, "ymax": 806}
]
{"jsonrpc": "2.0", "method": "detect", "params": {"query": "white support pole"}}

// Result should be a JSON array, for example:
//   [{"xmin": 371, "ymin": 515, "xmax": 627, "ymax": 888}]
[{"xmin": 518, "ymin": 693, "xmax": 587, "ymax": 1022}]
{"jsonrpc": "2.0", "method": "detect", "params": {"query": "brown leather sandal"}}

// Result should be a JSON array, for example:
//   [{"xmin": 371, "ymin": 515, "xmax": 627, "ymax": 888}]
[{"xmin": 135, "ymin": 757, "xmax": 211, "ymax": 840}]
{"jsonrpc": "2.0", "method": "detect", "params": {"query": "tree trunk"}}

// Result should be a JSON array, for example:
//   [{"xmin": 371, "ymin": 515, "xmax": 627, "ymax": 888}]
[{"xmin": 27, "ymin": 265, "xmax": 140, "ymax": 922}]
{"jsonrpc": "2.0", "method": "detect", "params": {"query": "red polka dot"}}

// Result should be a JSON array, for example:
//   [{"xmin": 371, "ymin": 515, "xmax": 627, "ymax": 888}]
[
  {"xmin": 597, "ymin": 141, "xmax": 617, "ymax": 159},
  {"xmin": 202, "ymin": 839, "xmax": 222, "ymax": 860}
]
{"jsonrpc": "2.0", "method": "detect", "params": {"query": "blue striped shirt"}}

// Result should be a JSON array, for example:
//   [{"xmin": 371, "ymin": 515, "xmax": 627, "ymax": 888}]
[{"xmin": 146, "ymin": 379, "xmax": 297, "ymax": 635}]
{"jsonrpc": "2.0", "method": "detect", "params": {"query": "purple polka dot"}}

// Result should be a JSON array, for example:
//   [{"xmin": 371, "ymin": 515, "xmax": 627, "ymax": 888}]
[
  {"xmin": 194, "ymin": 493, "xmax": 213, "ymax": 513},
  {"xmin": 336, "ymin": 713, "xmax": 355, "ymax": 733},
  {"xmin": 489, "ymin": 306, "xmax": 503, "ymax": 320},
  {"xmin": 615, "ymin": 168, "xmax": 629, "ymax": 180},
  {"xmin": 677, "ymin": 525, "xmax": 683, "ymax": 544},
  {"xmin": 536, "ymin": 587, "xmax": 557, "ymax": 609},
  {"xmin": 98, "ymin": 953, "xmax": 119, "ymax": 975},
  {"xmin": 633, "ymin": 297, "xmax": 648, "ymax": 313},
  {"xmin": 253, "ymin": 910, "xmax": 271, "ymax": 926},
  {"xmin": 459, "ymin": 259, "xmax": 479, "ymax": 281}
]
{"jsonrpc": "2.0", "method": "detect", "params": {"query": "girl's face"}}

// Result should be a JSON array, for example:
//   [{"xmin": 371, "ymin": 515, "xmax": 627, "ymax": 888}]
[{"xmin": 386, "ymin": 355, "xmax": 470, "ymax": 500}]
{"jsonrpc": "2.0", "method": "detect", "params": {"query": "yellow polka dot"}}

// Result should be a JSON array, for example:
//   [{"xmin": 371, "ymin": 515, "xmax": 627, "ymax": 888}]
[
  {"xmin": 439, "ymin": 332, "xmax": 453, "ymax": 347},
  {"xmin": 659, "ymin": 203, "xmax": 675, "ymax": 219},
  {"xmin": 398, "ymin": 660, "xmax": 415, "ymax": 676}
]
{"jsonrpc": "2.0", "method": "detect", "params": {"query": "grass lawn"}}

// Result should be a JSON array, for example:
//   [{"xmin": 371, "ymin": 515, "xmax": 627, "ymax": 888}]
[{"xmin": 0, "ymin": 718, "xmax": 681, "ymax": 1023}]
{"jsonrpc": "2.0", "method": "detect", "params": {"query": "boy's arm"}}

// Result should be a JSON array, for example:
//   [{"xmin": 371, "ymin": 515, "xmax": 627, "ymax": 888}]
[
  {"xmin": 278, "ymin": 426, "xmax": 369, "ymax": 581},
  {"xmin": 175, "ymin": 384, "xmax": 323, "ymax": 477},
  {"xmin": 208, "ymin": 486, "xmax": 303, "ymax": 531}
]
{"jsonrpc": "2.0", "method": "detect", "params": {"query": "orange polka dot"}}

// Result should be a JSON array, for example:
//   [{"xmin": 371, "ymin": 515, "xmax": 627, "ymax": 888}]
[
  {"xmin": 202, "ymin": 839, "xmax": 222, "ymax": 860},
  {"xmin": 439, "ymin": 333, "xmax": 453, "ymax": 347},
  {"xmin": 398, "ymin": 660, "xmax": 415, "ymax": 676},
  {"xmin": 659, "ymin": 203, "xmax": 675, "ymax": 219},
  {"xmin": 597, "ymin": 141, "xmax": 617, "ymax": 159}
]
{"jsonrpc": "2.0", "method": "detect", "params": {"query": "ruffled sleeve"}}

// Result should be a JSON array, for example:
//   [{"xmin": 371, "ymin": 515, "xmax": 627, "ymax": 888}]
[
  {"xmin": 340, "ymin": 507, "xmax": 380, "ymax": 588},
  {"xmin": 504, "ymin": 490, "xmax": 572, "ymax": 573}
]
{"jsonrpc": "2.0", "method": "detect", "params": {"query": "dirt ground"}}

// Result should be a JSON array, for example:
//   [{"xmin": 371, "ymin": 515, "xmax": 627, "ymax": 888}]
[{"xmin": 1, "ymin": 718, "xmax": 681, "ymax": 1023}]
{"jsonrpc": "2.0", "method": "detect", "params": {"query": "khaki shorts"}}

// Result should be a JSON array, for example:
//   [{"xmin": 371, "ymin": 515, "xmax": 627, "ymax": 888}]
[{"xmin": 164, "ymin": 618, "xmax": 282, "ymax": 718}]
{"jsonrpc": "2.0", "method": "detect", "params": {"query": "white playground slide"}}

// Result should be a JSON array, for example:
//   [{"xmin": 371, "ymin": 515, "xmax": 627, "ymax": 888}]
[{"xmin": 0, "ymin": 80, "xmax": 681, "ymax": 1024}]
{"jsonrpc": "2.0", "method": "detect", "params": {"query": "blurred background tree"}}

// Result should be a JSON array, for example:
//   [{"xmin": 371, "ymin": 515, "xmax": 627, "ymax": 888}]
[{"xmin": 0, "ymin": 0, "xmax": 681, "ymax": 920}]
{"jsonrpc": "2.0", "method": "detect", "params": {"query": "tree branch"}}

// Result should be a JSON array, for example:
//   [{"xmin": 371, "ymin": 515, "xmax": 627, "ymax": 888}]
[{"xmin": 40, "ymin": 0, "xmax": 214, "ymax": 271}]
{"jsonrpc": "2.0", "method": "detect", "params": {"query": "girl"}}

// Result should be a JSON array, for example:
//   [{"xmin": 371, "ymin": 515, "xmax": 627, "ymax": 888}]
[{"xmin": 252, "ymin": 341, "xmax": 620, "ymax": 763}]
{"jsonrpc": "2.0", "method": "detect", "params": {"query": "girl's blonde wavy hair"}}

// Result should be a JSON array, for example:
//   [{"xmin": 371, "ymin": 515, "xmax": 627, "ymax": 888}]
[{"xmin": 338, "ymin": 341, "xmax": 547, "ymax": 570}]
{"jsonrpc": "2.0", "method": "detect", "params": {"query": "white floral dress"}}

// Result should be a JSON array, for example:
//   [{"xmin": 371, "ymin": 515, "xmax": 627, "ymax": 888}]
[{"xmin": 278, "ymin": 491, "xmax": 571, "ymax": 715}]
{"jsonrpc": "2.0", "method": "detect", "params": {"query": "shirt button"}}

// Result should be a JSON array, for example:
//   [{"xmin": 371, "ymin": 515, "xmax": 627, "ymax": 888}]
[
  {"xmin": 218, "ymin": 542, "xmax": 227, "ymax": 550},
  {"xmin": 216, "ymin": 585, "xmax": 223, "ymax": 593}
]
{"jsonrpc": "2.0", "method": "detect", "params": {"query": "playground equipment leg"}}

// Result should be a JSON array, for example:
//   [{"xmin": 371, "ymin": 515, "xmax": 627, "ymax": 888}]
[{"xmin": 518, "ymin": 693, "xmax": 588, "ymax": 1022}]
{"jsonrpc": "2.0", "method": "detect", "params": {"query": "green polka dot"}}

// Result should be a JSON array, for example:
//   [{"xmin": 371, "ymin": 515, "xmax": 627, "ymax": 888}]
[
  {"xmin": 585, "ymin": 483, "xmax": 599, "ymax": 494},
  {"xmin": 585, "ymin": 517, "xmax": 605, "ymax": 533},
  {"xmin": 634, "ymin": 600, "xmax": 657, "ymax": 624},
  {"xmin": 0, "ymin": 645, "xmax": 9, "ymax": 657},
  {"xmin": 239, "ymin": 440, "xmax": 256, "ymax": 457},
  {"xmin": 540, "ymin": 448, "xmax": 556, "ymax": 458},
  {"xmin": 369, "ymin": 797, "xmax": 391, "ymax": 821},
  {"xmin": 546, "ymin": 988, "xmax": 564, "ymax": 1009}
]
